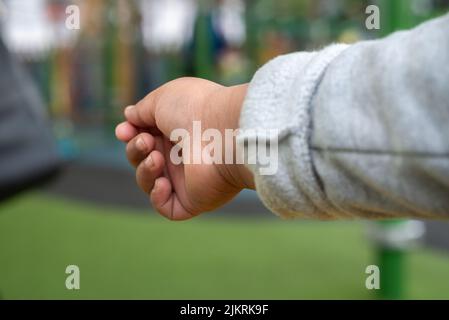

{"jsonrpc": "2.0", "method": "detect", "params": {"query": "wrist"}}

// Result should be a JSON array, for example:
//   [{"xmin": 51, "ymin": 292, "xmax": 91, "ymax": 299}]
[
  {"xmin": 216, "ymin": 84, "xmax": 255, "ymax": 190},
  {"xmin": 229, "ymin": 84, "xmax": 255, "ymax": 190}
]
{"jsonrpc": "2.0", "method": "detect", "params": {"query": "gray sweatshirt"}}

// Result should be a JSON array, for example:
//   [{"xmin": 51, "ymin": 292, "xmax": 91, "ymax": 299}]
[{"xmin": 238, "ymin": 13, "xmax": 449, "ymax": 220}]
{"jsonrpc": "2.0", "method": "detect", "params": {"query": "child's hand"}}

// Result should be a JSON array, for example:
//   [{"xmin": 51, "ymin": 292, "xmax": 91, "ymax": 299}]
[{"xmin": 115, "ymin": 77, "xmax": 254, "ymax": 220}]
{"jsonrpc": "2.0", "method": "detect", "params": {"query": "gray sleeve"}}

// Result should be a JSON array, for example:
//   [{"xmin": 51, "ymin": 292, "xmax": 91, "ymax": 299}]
[{"xmin": 237, "ymin": 13, "xmax": 449, "ymax": 220}]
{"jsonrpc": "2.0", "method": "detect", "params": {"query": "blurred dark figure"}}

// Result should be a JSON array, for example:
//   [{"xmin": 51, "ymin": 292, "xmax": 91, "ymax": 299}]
[{"xmin": 0, "ymin": 38, "xmax": 61, "ymax": 201}]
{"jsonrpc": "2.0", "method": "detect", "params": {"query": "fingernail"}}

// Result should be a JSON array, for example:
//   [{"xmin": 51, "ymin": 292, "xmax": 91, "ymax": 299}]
[
  {"xmin": 136, "ymin": 137, "xmax": 147, "ymax": 151},
  {"xmin": 124, "ymin": 105, "xmax": 135, "ymax": 116},
  {"xmin": 146, "ymin": 154, "xmax": 153, "ymax": 167}
]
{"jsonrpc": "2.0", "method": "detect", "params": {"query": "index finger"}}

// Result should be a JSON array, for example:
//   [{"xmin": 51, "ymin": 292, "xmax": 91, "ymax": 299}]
[
  {"xmin": 124, "ymin": 89, "xmax": 160, "ymax": 128},
  {"xmin": 115, "ymin": 121, "xmax": 139, "ymax": 142}
]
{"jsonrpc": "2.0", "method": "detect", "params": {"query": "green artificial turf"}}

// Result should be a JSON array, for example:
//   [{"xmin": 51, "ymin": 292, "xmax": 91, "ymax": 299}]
[{"xmin": 0, "ymin": 193, "xmax": 448, "ymax": 299}]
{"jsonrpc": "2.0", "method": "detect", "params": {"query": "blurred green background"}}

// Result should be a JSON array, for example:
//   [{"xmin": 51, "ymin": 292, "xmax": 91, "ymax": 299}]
[
  {"xmin": 1, "ymin": 0, "xmax": 449, "ymax": 300},
  {"xmin": 1, "ymin": 193, "xmax": 449, "ymax": 299}
]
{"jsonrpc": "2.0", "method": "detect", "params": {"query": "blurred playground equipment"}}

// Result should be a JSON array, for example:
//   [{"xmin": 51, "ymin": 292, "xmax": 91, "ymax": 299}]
[{"xmin": 1, "ymin": 0, "xmax": 447, "ymax": 162}]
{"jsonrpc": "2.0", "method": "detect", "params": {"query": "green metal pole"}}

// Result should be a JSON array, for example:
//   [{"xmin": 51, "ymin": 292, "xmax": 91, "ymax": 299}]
[
  {"xmin": 376, "ymin": 0, "xmax": 416, "ymax": 300},
  {"xmin": 376, "ymin": 220, "xmax": 406, "ymax": 299},
  {"xmin": 193, "ymin": 1, "xmax": 215, "ymax": 80},
  {"xmin": 244, "ymin": 0, "xmax": 259, "ymax": 76},
  {"xmin": 380, "ymin": 0, "xmax": 415, "ymax": 36},
  {"xmin": 379, "ymin": 246, "xmax": 405, "ymax": 299}
]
